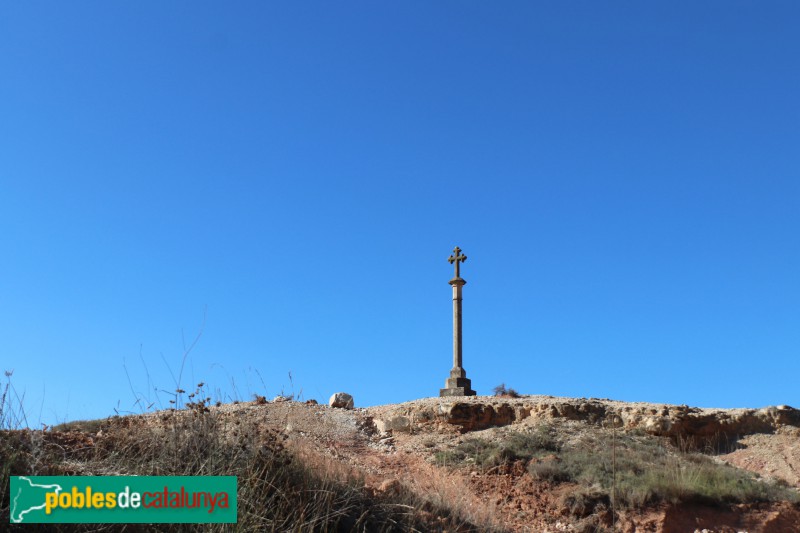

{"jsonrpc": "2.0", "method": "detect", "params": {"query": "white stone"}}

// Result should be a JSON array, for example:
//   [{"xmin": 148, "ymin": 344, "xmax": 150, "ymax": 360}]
[
  {"xmin": 375, "ymin": 415, "xmax": 411, "ymax": 433},
  {"xmin": 328, "ymin": 392, "xmax": 354, "ymax": 409}
]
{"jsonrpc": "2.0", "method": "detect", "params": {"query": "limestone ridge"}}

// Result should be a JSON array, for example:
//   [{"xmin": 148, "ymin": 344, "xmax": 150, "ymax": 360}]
[{"xmin": 370, "ymin": 396, "xmax": 800, "ymax": 437}]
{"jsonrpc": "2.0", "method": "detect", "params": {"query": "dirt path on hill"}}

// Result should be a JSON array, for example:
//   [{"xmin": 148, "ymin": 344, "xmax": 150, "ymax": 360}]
[{"xmin": 722, "ymin": 429, "xmax": 800, "ymax": 487}]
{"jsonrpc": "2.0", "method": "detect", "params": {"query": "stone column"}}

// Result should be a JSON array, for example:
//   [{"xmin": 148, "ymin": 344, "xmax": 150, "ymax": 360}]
[
  {"xmin": 440, "ymin": 271, "xmax": 475, "ymax": 397},
  {"xmin": 451, "ymin": 278, "xmax": 465, "ymax": 372}
]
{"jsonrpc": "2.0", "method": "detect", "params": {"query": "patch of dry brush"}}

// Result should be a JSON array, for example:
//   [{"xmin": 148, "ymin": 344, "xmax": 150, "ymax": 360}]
[{"xmin": 2, "ymin": 401, "xmax": 494, "ymax": 532}]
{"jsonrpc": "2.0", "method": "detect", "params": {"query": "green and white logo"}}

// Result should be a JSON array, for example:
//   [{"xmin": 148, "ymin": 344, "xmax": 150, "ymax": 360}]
[{"xmin": 9, "ymin": 476, "xmax": 237, "ymax": 524}]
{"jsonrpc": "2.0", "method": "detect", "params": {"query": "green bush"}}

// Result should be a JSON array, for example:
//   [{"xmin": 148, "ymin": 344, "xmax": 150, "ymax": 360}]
[
  {"xmin": 435, "ymin": 425, "xmax": 560, "ymax": 468},
  {"xmin": 438, "ymin": 425, "xmax": 799, "ymax": 510}
]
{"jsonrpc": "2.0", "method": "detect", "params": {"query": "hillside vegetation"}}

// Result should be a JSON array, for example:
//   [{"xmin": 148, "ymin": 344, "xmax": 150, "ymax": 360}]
[{"xmin": 2, "ymin": 381, "xmax": 800, "ymax": 532}]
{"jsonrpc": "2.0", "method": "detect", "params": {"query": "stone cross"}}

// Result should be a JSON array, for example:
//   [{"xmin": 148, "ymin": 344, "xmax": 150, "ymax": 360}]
[
  {"xmin": 448, "ymin": 246, "xmax": 467, "ymax": 280},
  {"xmin": 440, "ymin": 246, "xmax": 476, "ymax": 397}
]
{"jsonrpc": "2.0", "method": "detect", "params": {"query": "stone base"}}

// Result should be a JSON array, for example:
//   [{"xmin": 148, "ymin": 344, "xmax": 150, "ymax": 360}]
[
  {"xmin": 440, "ymin": 376, "xmax": 476, "ymax": 397},
  {"xmin": 440, "ymin": 386, "xmax": 476, "ymax": 397}
]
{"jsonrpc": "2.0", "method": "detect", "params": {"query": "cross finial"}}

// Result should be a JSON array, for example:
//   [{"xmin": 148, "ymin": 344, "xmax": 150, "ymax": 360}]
[{"xmin": 448, "ymin": 246, "xmax": 467, "ymax": 279}]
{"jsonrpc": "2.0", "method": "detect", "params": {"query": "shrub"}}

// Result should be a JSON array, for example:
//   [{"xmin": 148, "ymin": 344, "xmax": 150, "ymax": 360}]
[
  {"xmin": 435, "ymin": 425, "xmax": 559, "ymax": 468},
  {"xmin": 438, "ymin": 425, "xmax": 799, "ymax": 510},
  {"xmin": 492, "ymin": 383, "xmax": 520, "ymax": 398}
]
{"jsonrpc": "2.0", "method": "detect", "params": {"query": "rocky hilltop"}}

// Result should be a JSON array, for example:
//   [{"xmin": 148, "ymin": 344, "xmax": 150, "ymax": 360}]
[
  {"xmin": 366, "ymin": 395, "xmax": 800, "ymax": 531},
  {"xmin": 234, "ymin": 394, "xmax": 800, "ymax": 531},
  {"xmin": 4, "ymin": 394, "xmax": 799, "ymax": 532},
  {"xmin": 368, "ymin": 395, "xmax": 800, "ymax": 441}
]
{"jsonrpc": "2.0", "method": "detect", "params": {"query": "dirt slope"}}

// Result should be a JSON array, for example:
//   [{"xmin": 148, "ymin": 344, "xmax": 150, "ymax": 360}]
[
  {"xmin": 205, "ymin": 395, "xmax": 800, "ymax": 532},
  {"xmin": 43, "ymin": 395, "xmax": 800, "ymax": 532}
]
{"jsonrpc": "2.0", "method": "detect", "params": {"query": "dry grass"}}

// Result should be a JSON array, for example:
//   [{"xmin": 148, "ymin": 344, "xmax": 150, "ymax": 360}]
[
  {"xmin": 1, "ymin": 379, "xmax": 495, "ymax": 532},
  {"xmin": 405, "ymin": 454, "xmax": 503, "ymax": 530}
]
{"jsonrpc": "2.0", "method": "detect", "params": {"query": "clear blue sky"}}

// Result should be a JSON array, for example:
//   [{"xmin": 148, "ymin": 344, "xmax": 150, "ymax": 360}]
[{"xmin": 1, "ymin": 2, "xmax": 798, "ymax": 425}]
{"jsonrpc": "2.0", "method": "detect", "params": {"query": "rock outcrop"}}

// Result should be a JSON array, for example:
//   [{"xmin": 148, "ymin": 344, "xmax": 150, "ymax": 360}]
[{"xmin": 368, "ymin": 396, "xmax": 800, "ymax": 440}]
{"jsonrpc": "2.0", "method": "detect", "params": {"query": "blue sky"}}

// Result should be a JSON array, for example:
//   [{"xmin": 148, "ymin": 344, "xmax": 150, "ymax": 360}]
[{"xmin": 1, "ymin": 2, "xmax": 798, "ymax": 425}]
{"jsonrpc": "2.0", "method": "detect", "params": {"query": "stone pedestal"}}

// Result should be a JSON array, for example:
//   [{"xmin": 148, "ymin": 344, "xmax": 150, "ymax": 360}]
[
  {"xmin": 440, "ymin": 276, "xmax": 476, "ymax": 397},
  {"xmin": 440, "ymin": 378, "xmax": 475, "ymax": 397}
]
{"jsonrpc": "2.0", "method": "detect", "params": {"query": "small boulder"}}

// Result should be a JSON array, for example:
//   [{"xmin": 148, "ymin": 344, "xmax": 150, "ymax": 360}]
[
  {"xmin": 375, "ymin": 415, "xmax": 411, "ymax": 434},
  {"xmin": 329, "ymin": 392, "xmax": 354, "ymax": 409}
]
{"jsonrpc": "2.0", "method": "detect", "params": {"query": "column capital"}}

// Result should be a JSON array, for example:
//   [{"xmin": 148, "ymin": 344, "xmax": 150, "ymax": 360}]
[{"xmin": 449, "ymin": 277, "xmax": 467, "ymax": 286}]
